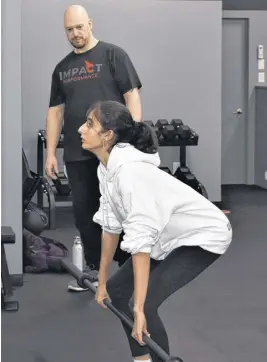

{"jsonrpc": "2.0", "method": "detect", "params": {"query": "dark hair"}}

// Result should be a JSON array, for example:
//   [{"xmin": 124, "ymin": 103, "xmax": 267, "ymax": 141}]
[{"xmin": 86, "ymin": 100, "xmax": 158, "ymax": 154}]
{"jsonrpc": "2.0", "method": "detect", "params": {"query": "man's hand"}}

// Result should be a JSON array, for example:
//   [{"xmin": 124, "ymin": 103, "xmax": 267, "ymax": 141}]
[{"xmin": 45, "ymin": 154, "xmax": 59, "ymax": 180}]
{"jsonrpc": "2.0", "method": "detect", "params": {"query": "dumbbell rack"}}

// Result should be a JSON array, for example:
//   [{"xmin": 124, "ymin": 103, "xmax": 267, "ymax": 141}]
[
  {"xmin": 151, "ymin": 121, "xmax": 209, "ymax": 198},
  {"xmin": 153, "ymin": 123, "xmax": 199, "ymax": 168},
  {"xmin": 37, "ymin": 130, "xmax": 72, "ymax": 210}
]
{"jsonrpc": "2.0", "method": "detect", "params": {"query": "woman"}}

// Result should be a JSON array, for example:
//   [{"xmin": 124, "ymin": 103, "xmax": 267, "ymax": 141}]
[{"xmin": 78, "ymin": 100, "xmax": 232, "ymax": 362}]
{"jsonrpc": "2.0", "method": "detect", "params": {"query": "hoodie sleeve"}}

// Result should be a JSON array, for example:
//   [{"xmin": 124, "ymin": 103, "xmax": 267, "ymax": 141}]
[
  {"xmin": 117, "ymin": 168, "xmax": 168, "ymax": 255},
  {"xmin": 93, "ymin": 167, "xmax": 122, "ymax": 235}
]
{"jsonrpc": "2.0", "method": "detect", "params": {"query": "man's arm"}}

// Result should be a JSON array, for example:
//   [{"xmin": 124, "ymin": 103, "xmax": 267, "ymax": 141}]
[
  {"xmin": 124, "ymin": 88, "xmax": 142, "ymax": 122},
  {"xmin": 112, "ymin": 46, "xmax": 142, "ymax": 121},
  {"xmin": 46, "ymin": 66, "xmax": 66, "ymax": 156},
  {"xmin": 46, "ymin": 104, "xmax": 64, "ymax": 156}
]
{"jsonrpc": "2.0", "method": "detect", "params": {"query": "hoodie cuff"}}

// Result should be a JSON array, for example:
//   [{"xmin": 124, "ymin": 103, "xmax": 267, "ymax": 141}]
[
  {"xmin": 102, "ymin": 227, "xmax": 122, "ymax": 235},
  {"xmin": 120, "ymin": 237, "xmax": 154, "ymax": 255},
  {"xmin": 132, "ymin": 246, "xmax": 152, "ymax": 254}
]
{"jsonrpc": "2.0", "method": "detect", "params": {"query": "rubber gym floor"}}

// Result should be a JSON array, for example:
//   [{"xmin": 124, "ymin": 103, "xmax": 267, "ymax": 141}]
[{"xmin": 2, "ymin": 185, "xmax": 267, "ymax": 362}]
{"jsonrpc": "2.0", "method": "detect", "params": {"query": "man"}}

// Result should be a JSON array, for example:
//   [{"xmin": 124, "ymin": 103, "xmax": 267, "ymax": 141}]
[{"xmin": 45, "ymin": 5, "xmax": 142, "ymax": 292}]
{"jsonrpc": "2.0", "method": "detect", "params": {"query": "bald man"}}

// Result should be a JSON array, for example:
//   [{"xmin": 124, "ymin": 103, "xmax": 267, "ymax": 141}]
[{"xmin": 45, "ymin": 5, "xmax": 142, "ymax": 292}]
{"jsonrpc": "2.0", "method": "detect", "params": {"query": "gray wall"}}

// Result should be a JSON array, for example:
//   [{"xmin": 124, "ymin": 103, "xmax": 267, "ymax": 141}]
[
  {"xmin": 255, "ymin": 86, "xmax": 267, "ymax": 189},
  {"xmin": 1, "ymin": 0, "xmax": 23, "ymax": 276},
  {"xmin": 223, "ymin": 11, "xmax": 267, "ymax": 184},
  {"xmin": 22, "ymin": 0, "xmax": 223, "ymax": 202}
]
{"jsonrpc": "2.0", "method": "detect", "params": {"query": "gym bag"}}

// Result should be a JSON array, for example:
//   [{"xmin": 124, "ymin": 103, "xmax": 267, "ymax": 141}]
[{"xmin": 23, "ymin": 229, "xmax": 69, "ymax": 273}]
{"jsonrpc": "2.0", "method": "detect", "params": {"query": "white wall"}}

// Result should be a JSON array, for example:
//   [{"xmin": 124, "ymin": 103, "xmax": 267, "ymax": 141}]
[
  {"xmin": 2, "ymin": 0, "xmax": 23, "ymax": 275},
  {"xmin": 22, "ymin": 0, "xmax": 223, "ymax": 202}
]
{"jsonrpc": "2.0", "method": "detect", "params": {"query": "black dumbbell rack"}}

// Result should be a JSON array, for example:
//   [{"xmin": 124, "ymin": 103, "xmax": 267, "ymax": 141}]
[
  {"xmin": 37, "ymin": 130, "xmax": 72, "ymax": 211},
  {"xmin": 154, "ymin": 125, "xmax": 199, "ymax": 168},
  {"xmin": 152, "ymin": 121, "xmax": 209, "ymax": 198}
]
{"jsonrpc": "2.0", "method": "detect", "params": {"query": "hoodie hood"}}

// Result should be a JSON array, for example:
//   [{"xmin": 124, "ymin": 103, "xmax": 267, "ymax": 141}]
[{"xmin": 105, "ymin": 143, "xmax": 161, "ymax": 180}]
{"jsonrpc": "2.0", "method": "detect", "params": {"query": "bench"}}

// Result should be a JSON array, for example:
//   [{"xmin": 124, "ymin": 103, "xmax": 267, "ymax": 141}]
[{"xmin": 1, "ymin": 226, "xmax": 19, "ymax": 312}]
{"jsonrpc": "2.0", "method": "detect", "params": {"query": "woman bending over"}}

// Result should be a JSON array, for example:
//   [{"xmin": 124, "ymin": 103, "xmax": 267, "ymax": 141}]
[{"xmin": 78, "ymin": 101, "xmax": 232, "ymax": 362}]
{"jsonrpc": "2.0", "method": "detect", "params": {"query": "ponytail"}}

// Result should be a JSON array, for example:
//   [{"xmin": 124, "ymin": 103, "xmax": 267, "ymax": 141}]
[{"xmin": 128, "ymin": 121, "xmax": 158, "ymax": 154}]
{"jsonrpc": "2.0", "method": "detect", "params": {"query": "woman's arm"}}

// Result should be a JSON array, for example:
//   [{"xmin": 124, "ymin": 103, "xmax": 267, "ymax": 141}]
[
  {"xmin": 132, "ymin": 252, "xmax": 150, "ymax": 312},
  {"xmin": 98, "ymin": 231, "xmax": 120, "ymax": 287}
]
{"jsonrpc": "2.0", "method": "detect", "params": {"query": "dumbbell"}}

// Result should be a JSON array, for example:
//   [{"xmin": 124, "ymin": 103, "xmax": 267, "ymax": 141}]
[
  {"xmin": 185, "ymin": 174, "xmax": 208, "ymax": 196},
  {"xmin": 52, "ymin": 176, "xmax": 72, "ymax": 196},
  {"xmin": 174, "ymin": 166, "xmax": 196, "ymax": 187},
  {"xmin": 171, "ymin": 119, "xmax": 183, "ymax": 127},
  {"xmin": 174, "ymin": 166, "xmax": 191, "ymax": 183},
  {"xmin": 160, "ymin": 167, "xmax": 172, "ymax": 174},
  {"xmin": 170, "ymin": 119, "xmax": 192, "ymax": 141},
  {"xmin": 156, "ymin": 119, "xmax": 177, "ymax": 142},
  {"xmin": 177, "ymin": 125, "xmax": 191, "ymax": 140},
  {"xmin": 184, "ymin": 173, "xmax": 200, "ymax": 191},
  {"xmin": 174, "ymin": 167, "xmax": 203, "ymax": 192},
  {"xmin": 197, "ymin": 182, "xmax": 209, "ymax": 198}
]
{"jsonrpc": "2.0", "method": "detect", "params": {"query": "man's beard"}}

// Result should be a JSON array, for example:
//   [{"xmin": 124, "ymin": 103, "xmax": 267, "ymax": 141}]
[{"xmin": 70, "ymin": 38, "xmax": 87, "ymax": 49}]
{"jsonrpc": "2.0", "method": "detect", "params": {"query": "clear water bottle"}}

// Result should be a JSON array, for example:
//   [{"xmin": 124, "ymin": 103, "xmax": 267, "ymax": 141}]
[{"xmin": 72, "ymin": 236, "xmax": 83, "ymax": 271}]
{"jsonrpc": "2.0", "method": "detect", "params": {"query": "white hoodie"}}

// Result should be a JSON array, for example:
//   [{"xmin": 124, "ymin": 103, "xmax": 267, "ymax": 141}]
[{"xmin": 93, "ymin": 143, "xmax": 232, "ymax": 260}]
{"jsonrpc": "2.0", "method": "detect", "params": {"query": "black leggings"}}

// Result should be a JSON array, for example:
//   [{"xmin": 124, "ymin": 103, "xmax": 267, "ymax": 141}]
[
  {"xmin": 65, "ymin": 159, "xmax": 130, "ymax": 269},
  {"xmin": 106, "ymin": 246, "xmax": 220, "ymax": 361}
]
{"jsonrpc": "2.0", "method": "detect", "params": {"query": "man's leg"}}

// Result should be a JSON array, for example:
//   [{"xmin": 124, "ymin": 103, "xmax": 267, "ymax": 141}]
[{"xmin": 65, "ymin": 158, "xmax": 102, "ymax": 291}]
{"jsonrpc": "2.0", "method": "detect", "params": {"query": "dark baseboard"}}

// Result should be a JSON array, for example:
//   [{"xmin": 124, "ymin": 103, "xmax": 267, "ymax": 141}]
[{"xmin": 10, "ymin": 274, "xmax": 24, "ymax": 287}]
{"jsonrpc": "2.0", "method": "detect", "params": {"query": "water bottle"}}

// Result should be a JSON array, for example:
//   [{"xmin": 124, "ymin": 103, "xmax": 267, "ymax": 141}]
[{"xmin": 72, "ymin": 236, "xmax": 83, "ymax": 271}]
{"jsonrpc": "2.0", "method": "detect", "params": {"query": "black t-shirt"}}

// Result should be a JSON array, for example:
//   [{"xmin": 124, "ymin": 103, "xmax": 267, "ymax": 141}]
[{"xmin": 49, "ymin": 41, "xmax": 142, "ymax": 162}]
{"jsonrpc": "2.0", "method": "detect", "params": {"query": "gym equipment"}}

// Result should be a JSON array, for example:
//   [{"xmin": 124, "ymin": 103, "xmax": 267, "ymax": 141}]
[
  {"xmin": 154, "ymin": 119, "xmax": 198, "ymax": 147},
  {"xmin": 143, "ymin": 119, "xmax": 206, "ymax": 198},
  {"xmin": 174, "ymin": 166, "xmax": 191, "ymax": 184},
  {"xmin": 171, "ymin": 119, "xmax": 183, "ymax": 127},
  {"xmin": 1, "ymin": 226, "xmax": 19, "ymax": 312},
  {"xmin": 23, "ymin": 201, "xmax": 49, "ymax": 236},
  {"xmin": 52, "ymin": 174, "xmax": 72, "ymax": 197},
  {"xmin": 160, "ymin": 167, "xmax": 172, "ymax": 174},
  {"xmin": 170, "ymin": 120, "xmax": 198, "ymax": 142},
  {"xmin": 170, "ymin": 119, "xmax": 189, "ymax": 140},
  {"xmin": 23, "ymin": 149, "xmax": 56, "ymax": 229},
  {"xmin": 143, "ymin": 120, "xmax": 154, "ymax": 127},
  {"xmin": 197, "ymin": 182, "xmax": 209, "ymax": 199},
  {"xmin": 156, "ymin": 119, "xmax": 177, "ymax": 142},
  {"xmin": 176, "ymin": 125, "xmax": 191, "ymax": 140},
  {"xmin": 174, "ymin": 166, "xmax": 208, "ymax": 198},
  {"xmin": 61, "ymin": 258, "xmax": 184, "ymax": 362},
  {"xmin": 156, "ymin": 119, "xmax": 168, "ymax": 128},
  {"xmin": 37, "ymin": 130, "xmax": 72, "ymax": 208}
]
